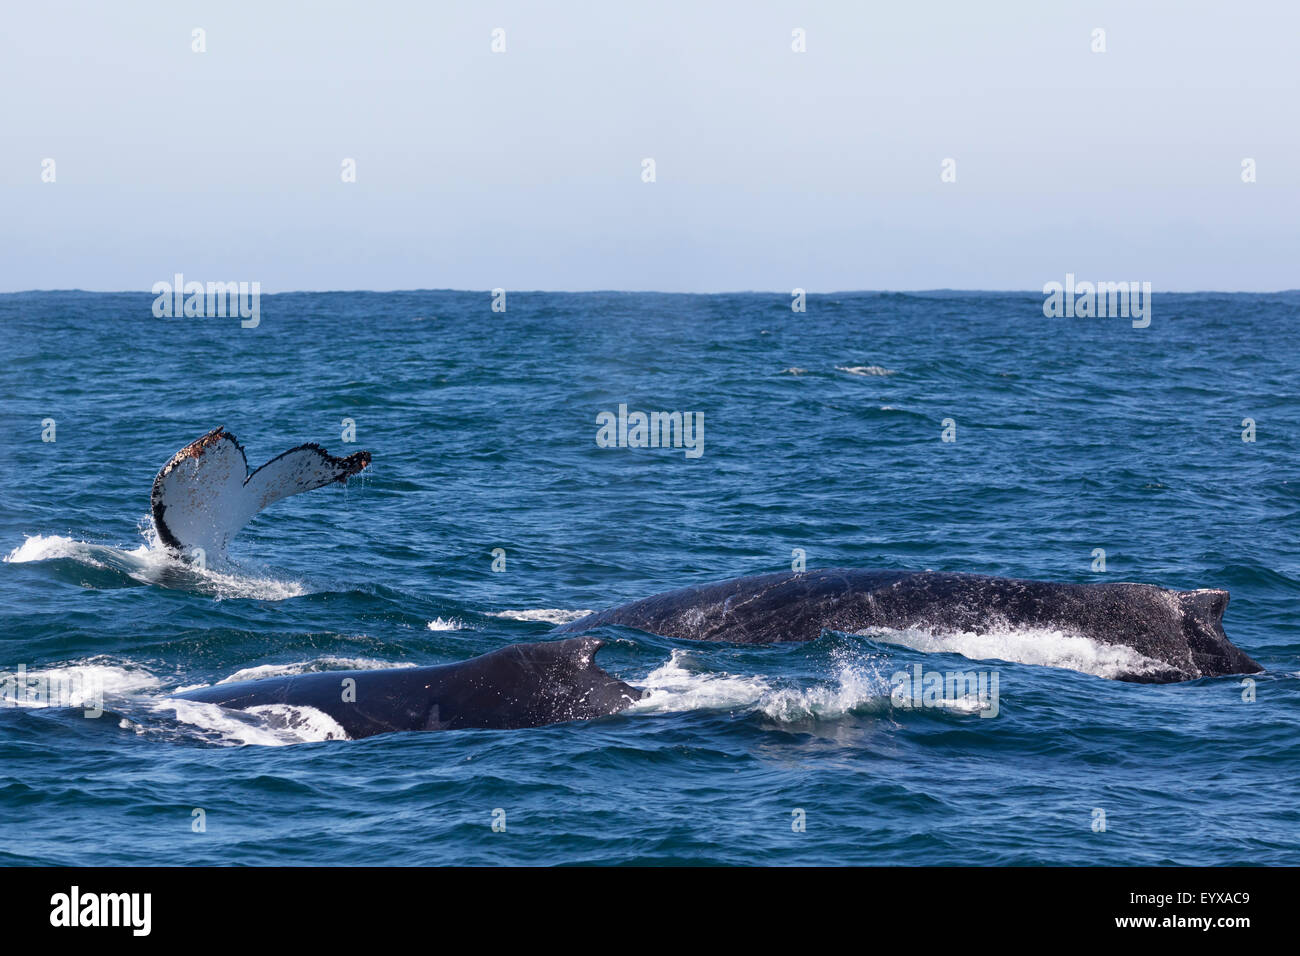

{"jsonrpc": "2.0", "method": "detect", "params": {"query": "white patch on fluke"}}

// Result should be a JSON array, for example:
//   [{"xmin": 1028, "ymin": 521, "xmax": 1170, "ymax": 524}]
[{"xmin": 150, "ymin": 428, "xmax": 369, "ymax": 559}]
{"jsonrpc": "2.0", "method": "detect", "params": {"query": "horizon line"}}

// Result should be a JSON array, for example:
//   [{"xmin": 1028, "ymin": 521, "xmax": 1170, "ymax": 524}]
[{"xmin": 3, "ymin": 286, "xmax": 1298, "ymax": 297}]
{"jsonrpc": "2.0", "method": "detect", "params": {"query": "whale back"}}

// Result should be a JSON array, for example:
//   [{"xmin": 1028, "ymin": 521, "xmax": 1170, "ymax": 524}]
[
  {"xmin": 421, "ymin": 636, "xmax": 645, "ymax": 730},
  {"xmin": 174, "ymin": 637, "xmax": 644, "ymax": 738},
  {"xmin": 150, "ymin": 428, "xmax": 369, "ymax": 559},
  {"xmin": 555, "ymin": 569, "xmax": 1262, "ymax": 683}
]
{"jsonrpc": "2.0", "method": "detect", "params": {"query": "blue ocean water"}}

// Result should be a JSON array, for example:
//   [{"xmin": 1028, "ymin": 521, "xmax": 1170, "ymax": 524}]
[{"xmin": 1, "ymin": 290, "xmax": 1297, "ymax": 866}]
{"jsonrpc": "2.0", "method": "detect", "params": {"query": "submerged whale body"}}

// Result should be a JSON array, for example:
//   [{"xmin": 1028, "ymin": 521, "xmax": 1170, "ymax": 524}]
[
  {"xmin": 554, "ymin": 569, "xmax": 1264, "ymax": 683},
  {"xmin": 174, "ymin": 637, "xmax": 643, "ymax": 737},
  {"xmin": 151, "ymin": 427, "xmax": 370, "ymax": 558}
]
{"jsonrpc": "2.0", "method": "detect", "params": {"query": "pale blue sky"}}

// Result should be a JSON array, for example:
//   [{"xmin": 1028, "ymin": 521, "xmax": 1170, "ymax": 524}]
[{"xmin": 1, "ymin": 0, "xmax": 1296, "ymax": 292}]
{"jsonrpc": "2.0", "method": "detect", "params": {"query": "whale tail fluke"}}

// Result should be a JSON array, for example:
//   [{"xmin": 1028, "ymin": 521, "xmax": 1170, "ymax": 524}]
[{"xmin": 150, "ymin": 427, "xmax": 370, "ymax": 560}]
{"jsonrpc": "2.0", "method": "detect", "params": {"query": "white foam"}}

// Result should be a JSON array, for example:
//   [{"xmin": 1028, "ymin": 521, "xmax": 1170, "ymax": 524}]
[
  {"xmin": 931, "ymin": 695, "xmax": 989, "ymax": 715},
  {"xmin": 426, "ymin": 617, "xmax": 467, "ymax": 631},
  {"xmin": 244, "ymin": 704, "xmax": 350, "ymax": 742},
  {"xmin": 217, "ymin": 657, "xmax": 414, "ymax": 684},
  {"xmin": 6, "ymin": 534, "xmax": 88, "ymax": 564},
  {"xmin": 155, "ymin": 698, "xmax": 345, "ymax": 746},
  {"xmin": 490, "ymin": 608, "xmax": 592, "ymax": 624},
  {"xmin": 193, "ymin": 567, "xmax": 308, "ymax": 601},
  {"xmin": 836, "ymin": 365, "xmax": 896, "ymax": 376},
  {"xmin": 0, "ymin": 660, "xmax": 160, "ymax": 710},
  {"xmin": 5, "ymin": 533, "xmax": 309, "ymax": 601},
  {"xmin": 0, "ymin": 652, "xmax": 359, "ymax": 745},
  {"xmin": 630, "ymin": 649, "xmax": 892, "ymax": 723},
  {"xmin": 859, "ymin": 624, "xmax": 1167, "ymax": 680},
  {"xmin": 758, "ymin": 655, "xmax": 893, "ymax": 722},
  {"xmin": 631, "ymin": 650, "xmax": 771, "ymax": 713}
]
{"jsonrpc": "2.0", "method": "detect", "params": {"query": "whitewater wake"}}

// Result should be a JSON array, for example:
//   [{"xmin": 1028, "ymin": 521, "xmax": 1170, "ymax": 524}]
[
  {"xmin": 1, "ymin": 628, "xmax": 1040, "ymax": 749},
  {"xmin": 5, "ymin": 533, "xmax": 309, "ymax": 601},
  {"xmin": 0, "ymin": 655, "xmax": 407, "ymax": 746},
  {"xmin": 629, "ymin": 648, "xmax": 900, "ymax": 723},
  {"xmin": 857, "ymin": 623, "xmax": 1169, "ymax": 680},
  {"xmin": 489, "ymin": 608, "xmax": 592, "ymax": 624},
  {"xmin": 164, "ymin": 656, "xmax": 428, "ymax": 744},
  {"xmin": 156, "ymin": 698, "xmax": 350, "ymax": 746},
  {"xmin": 0, "ymin": 658, "xmax": 160, "ymax": 713}
]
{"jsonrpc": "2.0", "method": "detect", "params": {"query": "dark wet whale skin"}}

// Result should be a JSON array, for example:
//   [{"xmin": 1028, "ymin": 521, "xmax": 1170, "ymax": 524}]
[
  {"xmin": 174, "ymin": 637, "xmax": 644, "ymax": 738},
  {"xmin": 554, "ymin": 569, "xmax": 1263, "ymax": 683}
]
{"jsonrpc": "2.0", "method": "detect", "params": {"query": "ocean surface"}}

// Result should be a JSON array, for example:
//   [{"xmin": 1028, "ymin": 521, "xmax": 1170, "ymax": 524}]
[{"xmin": 1, "ymin": 289, "xmax": 1297, "ymax": 866}]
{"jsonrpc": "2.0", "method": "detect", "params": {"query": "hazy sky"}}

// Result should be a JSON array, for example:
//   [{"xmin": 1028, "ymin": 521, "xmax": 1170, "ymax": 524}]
[{"xmin": 1, "ymin": 1, "xmax": 1296, "ymax": 292}]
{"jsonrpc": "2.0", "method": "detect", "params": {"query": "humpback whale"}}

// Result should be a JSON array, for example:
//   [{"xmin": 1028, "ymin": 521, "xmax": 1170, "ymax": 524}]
[
  {"xmin": 173, "ymin": 637, "xmax": 643, "ymax": 737},
  {"xmin": 146, "ymin": 429, "xmax": 1259, "ymax": 736},
  {"xmin": 150, "ymin": 428, "xmax": 370, "ymax": 559},
  {"xmin": 554, "ymin": 569, "xmax": 1264, "ymax": 683}
]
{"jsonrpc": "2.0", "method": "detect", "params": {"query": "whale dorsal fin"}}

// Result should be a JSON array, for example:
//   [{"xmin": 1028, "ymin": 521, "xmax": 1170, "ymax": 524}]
[
  {"xmin": 150, "ymin": 427, "xmax": 370, "ymax": 559},
  {"xmin": 1177, "ymin": 587, "xmax": 1229, "ymax": 625}
]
